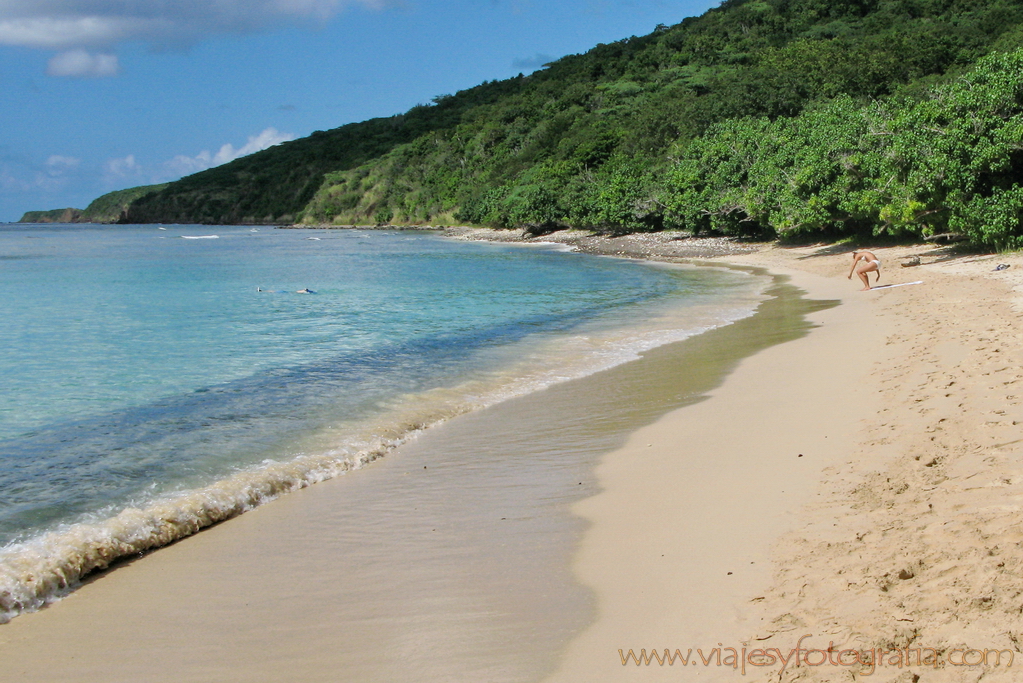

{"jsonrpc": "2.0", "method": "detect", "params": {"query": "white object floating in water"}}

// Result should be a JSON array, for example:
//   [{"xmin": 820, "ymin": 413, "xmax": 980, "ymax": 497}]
[
  {"xmin": 181, "ymin": 235, "xmax": 220, "ymax": 239},
  {"xmin": 306, "ymin": 237, "xmax": 321, "ymax": 240},
  {"xmin": 157, "ymin": 226, "xmax": 167, "ymax": 230}
]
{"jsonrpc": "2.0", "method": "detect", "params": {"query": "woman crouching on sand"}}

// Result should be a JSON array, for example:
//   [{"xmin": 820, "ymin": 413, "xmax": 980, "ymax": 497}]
[{"xmin": 848, "ymin": 250, "xmax": 881, "ymax": 290}]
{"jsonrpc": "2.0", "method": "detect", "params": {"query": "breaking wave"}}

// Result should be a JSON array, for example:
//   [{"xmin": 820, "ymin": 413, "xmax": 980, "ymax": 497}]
[{"xmin": 0, "ymin": 263, "xmax": 768, "ymax": 623}]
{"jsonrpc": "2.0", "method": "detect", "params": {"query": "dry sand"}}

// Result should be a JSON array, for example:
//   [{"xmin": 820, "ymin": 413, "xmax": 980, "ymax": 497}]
[
  {"xmin": 726, "ymin": 245, "xmax": 1023, "ymax": 683},
  {"xmin": 534, "ymin": 237, "xmax": 1023, "ymax": 683},
  {"xmin": 539, "ymin": 250, "xmax": 883, "ymax": 682},
  {"xmin": 3, "ymin": 230, "xmax": 1022, "ymax": 683}
]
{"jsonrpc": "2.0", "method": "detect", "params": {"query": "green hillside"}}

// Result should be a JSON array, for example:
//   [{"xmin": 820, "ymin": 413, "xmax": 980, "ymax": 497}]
[
  {"xmin": 119, "ymin": 0, "xmax": 1023, "ymax": 246},
  {"xmin": 124, "ymin": 82, "xmax": 522, "ymax": 225},
  {"xmin": 19, "ymin": 208, "xmax": 82, "ymax": 223},
  {"xmin": 82, "ymin": 184, "xmax": 168, "ymax": 223},
  {"xmin": 18, "ymin": 184, "xmax": 168, "ymax": 224}
]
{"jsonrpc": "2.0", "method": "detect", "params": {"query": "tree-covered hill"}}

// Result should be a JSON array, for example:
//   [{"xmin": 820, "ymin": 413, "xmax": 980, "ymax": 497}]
[
  {"xmin": 20, "ymin": 183, "xmax": 167, "ymax": 224},
  {"xmin": 82, "ymin": 184, "xmax": 168, "ymax": 223},
  {"xmin": 119, "ymin": 0, "xmax": 1023, "ymax": 246},
  {"xmin": 124, "ymin": 80, "xmax": 525, "ymax": 225},
  {"xmin": 19, "ymin": 208, "xmax": 83, "ymax": 223}
]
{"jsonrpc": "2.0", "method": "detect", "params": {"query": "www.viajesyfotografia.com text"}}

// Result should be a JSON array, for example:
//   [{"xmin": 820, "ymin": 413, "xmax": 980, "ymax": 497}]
[{"xmin": 619, "ymin": 635, "xmax": 1015, "ymax": 675}]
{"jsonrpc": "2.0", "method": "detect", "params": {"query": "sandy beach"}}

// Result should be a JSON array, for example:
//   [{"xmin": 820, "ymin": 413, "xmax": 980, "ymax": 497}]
[
  {"xmin": 452, "ymin": 230, "xmax": 1023, "ymax": 681},
  {"xmin": 3, "ymin": 230, "xmax": 1022, "ymax": 682},
  {"xmin": 523, "ymin": 234, "xmax": 1023, "ymax": 682},
  {"xmin": 728, "ymin": 244, "xmax": 1023, "ymax": 683}
]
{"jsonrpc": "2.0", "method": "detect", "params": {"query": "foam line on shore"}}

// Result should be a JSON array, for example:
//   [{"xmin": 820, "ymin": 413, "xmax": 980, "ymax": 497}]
[
  {"xmin": 0, "ymin": 263, "xmax": 841, "ymax": 683},
  {"xmin": 0, "ymin": 423, "xmax": 430, "ymax": 622},
  {"xmin": 0, "ymin": 262, "xmax": 766, "ymax": 624}
]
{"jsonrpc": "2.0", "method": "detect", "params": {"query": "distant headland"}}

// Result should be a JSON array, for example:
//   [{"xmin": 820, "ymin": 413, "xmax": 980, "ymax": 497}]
[{"xmin": 19, "ymin": 184, "xmax": 167, "ymax": 224}]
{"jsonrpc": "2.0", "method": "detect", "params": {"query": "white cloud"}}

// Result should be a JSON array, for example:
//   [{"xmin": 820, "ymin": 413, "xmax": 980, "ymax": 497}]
[
  {"xmin": 0, "ymin": 15, "xmax": 150, "ymax": 49},
  {"xmin": 0, "ymin": 154, "xmax": 80, "ymax": 194},
  {"xmin": 46, "ymin": 155, "xmax": 81, "ymax": 170},
  {"xmin": 43, "ymin": 155, "xmax": 82, "ymax": 186},
  {"xmin": 164, "ymin": 127, "xmax": 295, "ymax": 177},
  {"xmin": 0, "ymin": 1, "xmax": 392, "ymax": 51},
  {"xmin": 103, "ymin": 154, "xmax": 143, "ymax": 184},
  {"xmin": 165, "ymin": 151, "xmax": 215, "ymax": 178},
  {"xmin": 220, "ymin": 127, "xmax": 296, "ymax": 162},
  {"xmin": 106, "ymin": 154, "xmax": 139, "ymax": 174},
  {"xmin": 101, "ymin": 128, "xmax": 295, "ymax": 187},
  {"xmin": 47, "ymin": 49, "xmax": 119, "ymax": 77},
  {"xmin": 0, "ymin": 163, "xmax": 37, "ymax": 192}
]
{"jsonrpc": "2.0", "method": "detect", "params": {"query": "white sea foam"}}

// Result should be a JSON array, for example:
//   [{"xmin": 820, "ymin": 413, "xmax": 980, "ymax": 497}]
[
  {"xmin": 0, "ymin": 263, "xmax": 769, "ymax": 623},
  {"xmin": 0, "ymin": 422, "xmax": 438, "ymax": 622}
]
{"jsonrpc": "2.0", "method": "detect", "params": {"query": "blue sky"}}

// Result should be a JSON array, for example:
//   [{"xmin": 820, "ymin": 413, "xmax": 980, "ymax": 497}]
[{"xmin": 0, "ymin": 0, "xmax": 719, "ymax": 222}]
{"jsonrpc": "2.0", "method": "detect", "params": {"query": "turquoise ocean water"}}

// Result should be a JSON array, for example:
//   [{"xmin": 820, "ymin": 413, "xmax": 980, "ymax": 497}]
[{"xmin": 0, "ymin": 224, "xmax": 766, "ymax": 621}]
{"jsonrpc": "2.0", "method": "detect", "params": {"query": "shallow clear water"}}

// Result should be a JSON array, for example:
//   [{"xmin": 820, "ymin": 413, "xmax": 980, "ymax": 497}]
[{"xmin": 0, "ymin": 224, "xmax": 766, "ymax": 619}]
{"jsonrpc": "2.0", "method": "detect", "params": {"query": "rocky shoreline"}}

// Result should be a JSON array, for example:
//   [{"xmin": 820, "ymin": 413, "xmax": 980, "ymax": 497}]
[
  {"xmin": 439, "ymin": 226, "xmax": 765, "ymax": 260},
  {"xmin": 284, "ymin": 224, "xmax": 765, "ymax": 260}
]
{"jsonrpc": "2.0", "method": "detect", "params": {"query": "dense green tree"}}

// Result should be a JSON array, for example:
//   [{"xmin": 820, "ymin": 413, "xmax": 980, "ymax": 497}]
[
  {"xmin": 51, "ymin": 0, "xmax": 1021, "ymax": 248},
  {"xmin": 660, "ymin": 49, "xmax": 1023, "ymax": 248}
]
